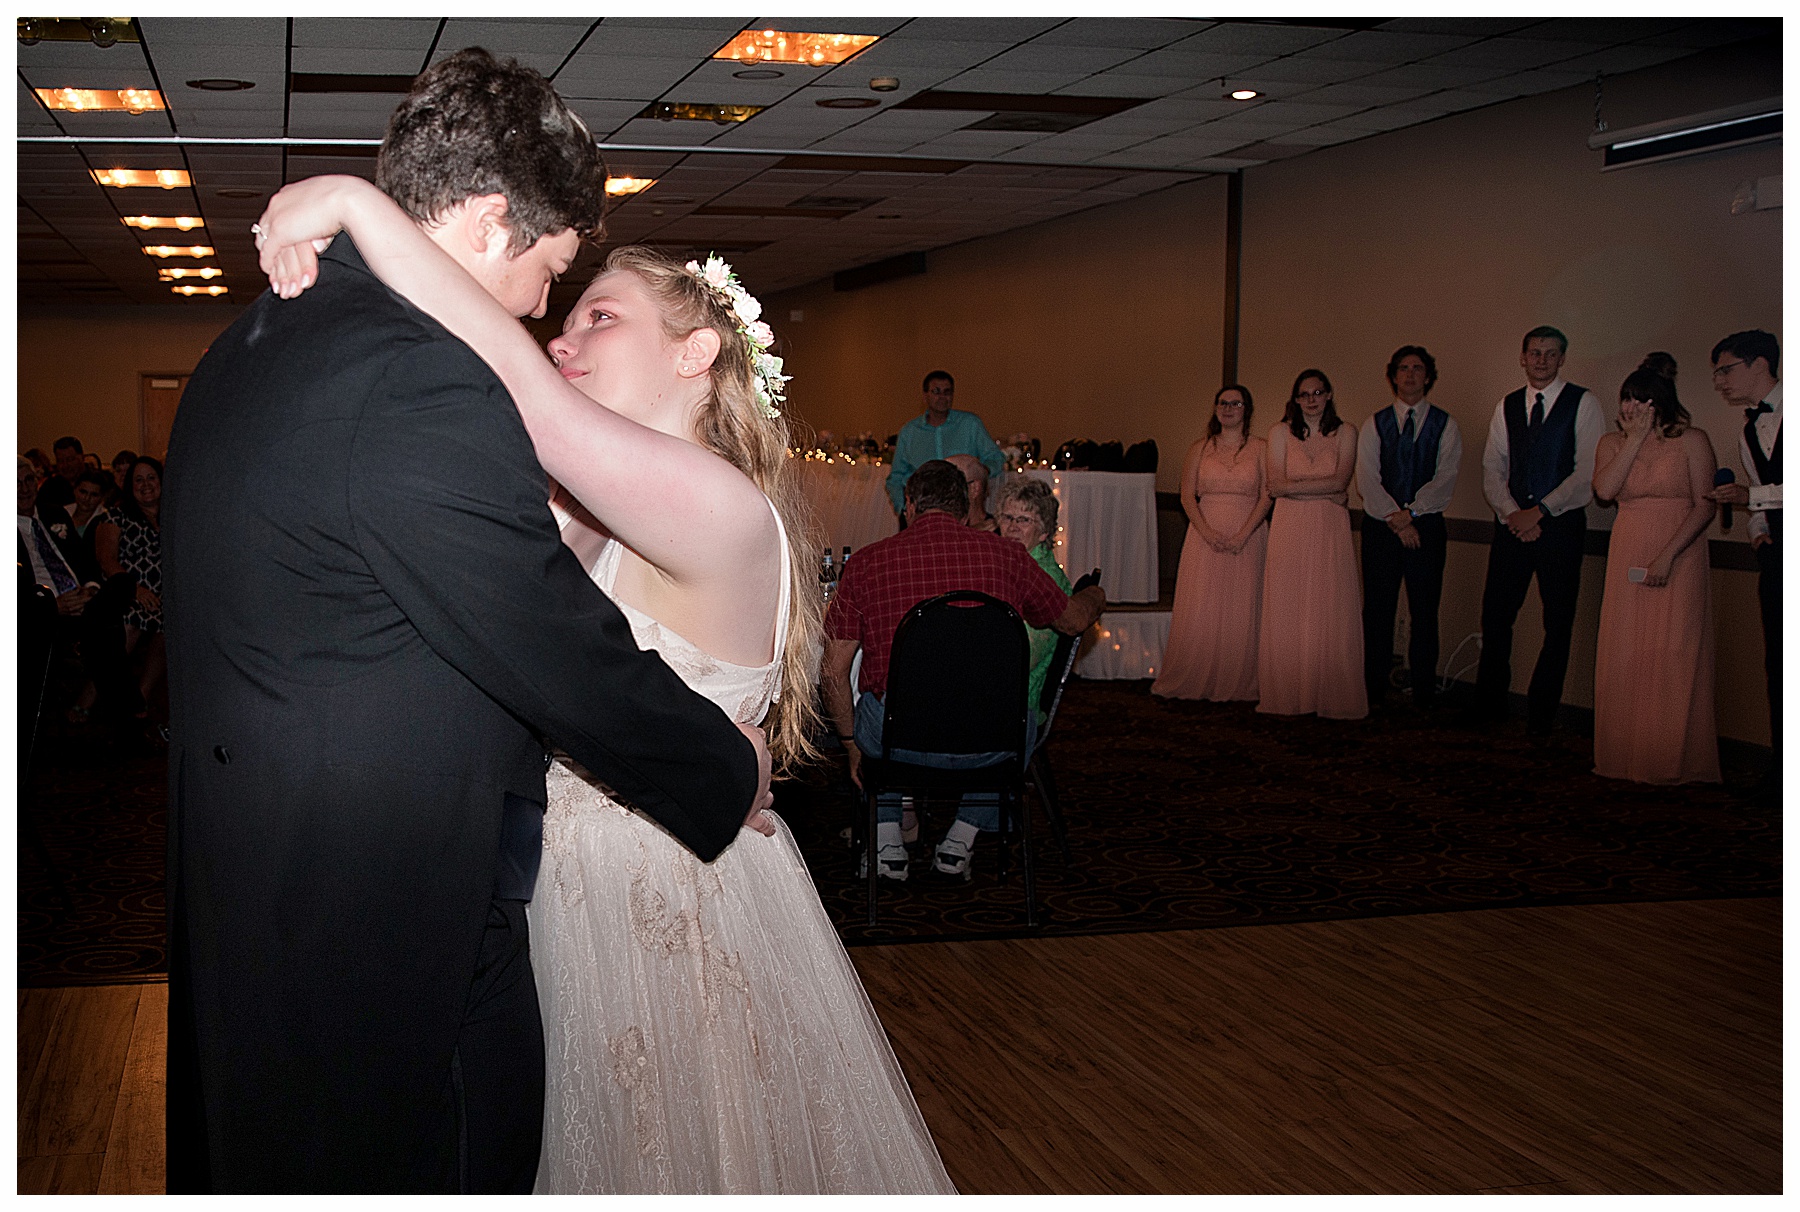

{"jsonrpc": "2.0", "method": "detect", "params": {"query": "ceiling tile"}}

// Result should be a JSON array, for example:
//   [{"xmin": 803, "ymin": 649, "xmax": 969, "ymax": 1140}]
[
  {"xmin": 1314, "ymin": 30, "xmax": 1478, "ymax": 63},
  {"xmin": 977, "ymin": 43, "xmax": 1145, "ymax": 74},
  {"xmin": 1174, "ymin": 23, "xmax": 1351, "ymax": 56},
  {"xmin": 291, "ymin": 18, "xmax": 439, "ymax": 51},
  {"xmin": 1420, "ymin": 39, "xmax": 1603, "ymax": 72},
  {"xmin": 891, "ymin": 19, "xmax": 1067, "ymax": 42},
  {"xmin": 1029, "ymin": 19, "xmax": 1208, "ymax": 50}
]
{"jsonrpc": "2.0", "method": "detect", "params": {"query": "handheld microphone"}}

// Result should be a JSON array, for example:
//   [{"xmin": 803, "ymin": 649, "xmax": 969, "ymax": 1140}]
[{"xmin": 1714, "ymin": 467, "xmax": 1736, "ymax": 530}]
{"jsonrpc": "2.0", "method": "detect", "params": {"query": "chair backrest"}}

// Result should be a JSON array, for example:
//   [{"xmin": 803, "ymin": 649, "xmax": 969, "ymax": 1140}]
[
  {"xmin": 883, "ymin": 590, "xmax": 1029, "ymax": 758},
  {"xmin": 1036, "ymin": 568, "xmax": 1100, "ymax": 744}
]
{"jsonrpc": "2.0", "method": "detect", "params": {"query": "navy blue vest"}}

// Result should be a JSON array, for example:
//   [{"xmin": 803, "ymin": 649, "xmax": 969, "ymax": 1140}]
[
  {"xmin": 1745, "ymin": 410, "xmax": 1781, "ymax": 539},
  {"xmin": 1504, "ymin": 382, "xmax": 1586, "ymax": 512},
  {"xmin": 1374, "ymin": 403, "xmax": 1448, "ymax": 510}
]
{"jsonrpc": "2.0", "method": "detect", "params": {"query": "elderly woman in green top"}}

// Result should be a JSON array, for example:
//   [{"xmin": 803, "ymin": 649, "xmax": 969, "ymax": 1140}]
[{"xmin": 994, "ymin": 475, "xmax": 1074, "ymax": 723}]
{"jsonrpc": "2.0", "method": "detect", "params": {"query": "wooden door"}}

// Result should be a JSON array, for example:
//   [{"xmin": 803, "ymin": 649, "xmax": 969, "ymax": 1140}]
[{"xmin": 139, "ymin": 373, "xmax": 189, "ymax": 461}]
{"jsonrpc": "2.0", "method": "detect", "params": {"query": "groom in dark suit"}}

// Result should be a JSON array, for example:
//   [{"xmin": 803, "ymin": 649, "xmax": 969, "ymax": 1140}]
[{"xmin": 162, "ymin": 49, "xmax": 767, "ymax": 1194}]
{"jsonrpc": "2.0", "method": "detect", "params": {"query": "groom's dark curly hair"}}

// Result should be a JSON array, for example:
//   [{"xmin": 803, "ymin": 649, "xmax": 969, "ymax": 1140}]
[{"xmin": 377, "ymin": 47, "xmax": 607, "ymax": 254}]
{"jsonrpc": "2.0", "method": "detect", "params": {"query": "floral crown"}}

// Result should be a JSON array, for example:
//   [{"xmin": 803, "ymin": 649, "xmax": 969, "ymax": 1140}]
[{"xmin": 684, "ymin": 254, "xmax": 790, "ymax": 418}]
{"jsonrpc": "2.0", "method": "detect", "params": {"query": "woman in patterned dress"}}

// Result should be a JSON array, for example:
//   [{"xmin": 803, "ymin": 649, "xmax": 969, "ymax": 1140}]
[{"xmin": 95, "ymin": 455, "xmax": 166, "ymax": 720}]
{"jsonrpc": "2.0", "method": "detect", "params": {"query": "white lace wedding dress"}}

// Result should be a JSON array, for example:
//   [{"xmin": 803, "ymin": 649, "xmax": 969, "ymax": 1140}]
[{"xmin": 529, "ymin": 514, "xmax": 956, "ymax": 1194}]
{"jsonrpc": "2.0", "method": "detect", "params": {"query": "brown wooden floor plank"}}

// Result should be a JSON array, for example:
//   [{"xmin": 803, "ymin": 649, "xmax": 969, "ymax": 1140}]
[
  {"xmin": 16, "ymin": 988, "xmax": 66, "ymax": 1130},
  {"xmin": 19, "ymin": 984, "xmax": 140, "ymax": 1160},
  {"xmin": 98, "ymin": 983, "xmax": 167, "ymax": 1195}
]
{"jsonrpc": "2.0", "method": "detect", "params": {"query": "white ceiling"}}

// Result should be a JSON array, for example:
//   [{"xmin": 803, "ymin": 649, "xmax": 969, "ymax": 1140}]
[{"xmin": 16, "ymin": 16, "xmax": 1774, "ymax": 310}]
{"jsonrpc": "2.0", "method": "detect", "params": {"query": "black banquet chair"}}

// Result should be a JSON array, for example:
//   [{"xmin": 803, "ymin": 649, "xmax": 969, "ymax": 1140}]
[
  {"xmin": 1026, "ymin": 567, "xmax": 1100, "ymax": 864},
  {"xmin": 860, "ymin": 590, "xmax": 1035, "ymax": 927}
]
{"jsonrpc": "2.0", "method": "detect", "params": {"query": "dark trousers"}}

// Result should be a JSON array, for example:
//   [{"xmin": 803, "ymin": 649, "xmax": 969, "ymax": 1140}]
[
  {"xmin": 52, "ymin": 573, "xmax": 141, "ymax": 722},
  {"xmin": 1362, "ymin": 512, "xmax": 1446, "ymax": 704},
  {"xmin": 1757, "ymin": 538, "xmax": 1781, "ymax": 755},
  {"xmin": 452, "ymin": 897, "xmax": 545, "ymax": 1194},
  {"xmin": 1476, "ymin": 507, "xmax": 1586, "ymax": 728}
]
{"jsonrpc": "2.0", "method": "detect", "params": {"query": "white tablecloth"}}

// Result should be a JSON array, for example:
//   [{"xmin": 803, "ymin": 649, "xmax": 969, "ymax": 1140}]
[
  {"xmin": 795, "ymin": 459, "xmax": 896, "ymax": 558},
  {"xmin": 1020, "ymin": 469, "xmax": 1160, "ymax": 603},
  {"xmin": 1075, "ymin": 611, "xmax": 1171, "ymax": 680}
]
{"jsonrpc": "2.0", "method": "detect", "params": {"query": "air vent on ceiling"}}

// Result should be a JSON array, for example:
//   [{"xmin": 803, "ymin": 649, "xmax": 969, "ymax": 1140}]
[
  {"xmin": 792, "ymin": 195, "xmax": 883, "ymax": 209},
  {"xmin": 1589, "ymin": 97, "xmax": 1781, "ymax": 171},
  {"xmin": 895, "ymin": 90, "xmax": 1146, "ymax": 135}
]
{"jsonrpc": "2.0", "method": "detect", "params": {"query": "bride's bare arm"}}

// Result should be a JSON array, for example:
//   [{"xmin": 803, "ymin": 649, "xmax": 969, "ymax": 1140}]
[{"xmin": 255, "ymin": 175, "xmax": 776, "ymax": 588}]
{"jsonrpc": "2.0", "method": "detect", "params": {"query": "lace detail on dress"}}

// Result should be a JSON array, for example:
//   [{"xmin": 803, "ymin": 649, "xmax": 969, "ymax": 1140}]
[{"xmin": 530, "ymin": 498, "xmax": 954, "ymax": 1194}]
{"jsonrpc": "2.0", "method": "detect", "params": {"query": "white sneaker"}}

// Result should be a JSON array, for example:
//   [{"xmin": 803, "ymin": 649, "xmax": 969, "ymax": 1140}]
[
  {"xmin": 859, "ymin": 843, "xmax": 910, "ymax": 881},
  {"xmin": 933, "ymin": 836, "xmax": 974, "ymax": 880}
]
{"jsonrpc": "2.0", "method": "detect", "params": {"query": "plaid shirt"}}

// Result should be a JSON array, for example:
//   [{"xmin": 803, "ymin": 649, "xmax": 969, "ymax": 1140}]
[{"xmin": 826, "ymin": 510, "xmax": 1071, "ymax": 696}]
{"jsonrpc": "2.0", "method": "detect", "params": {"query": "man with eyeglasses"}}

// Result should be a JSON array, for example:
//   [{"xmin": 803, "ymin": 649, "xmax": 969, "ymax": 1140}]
[
  {"xmin": 1705, "ymin": 330, "xmax": 1781, "ymax": 777},
  {"xmin": 884, "ymin": 371, "xmax": 1006, "ymax": 519},
  {"xmin": 1471, "ymin": 325, "xmax": 1603, "ymax": 736}
]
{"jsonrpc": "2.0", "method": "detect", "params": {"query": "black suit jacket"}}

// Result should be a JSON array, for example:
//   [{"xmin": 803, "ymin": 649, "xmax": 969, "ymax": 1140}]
[
  {"xmin": 18, "ymin": 502, "xmax": 102, "ymax": 587},
  {"xmin": 162, "ymin": 237, "xmax": 757, "ymax": 1192}
]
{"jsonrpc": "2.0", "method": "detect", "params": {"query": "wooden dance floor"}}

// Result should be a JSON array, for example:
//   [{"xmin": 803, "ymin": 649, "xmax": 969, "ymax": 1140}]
[{"xmin": 18, "ymin": 897, "xmax": 1779, "ymax": 1194}]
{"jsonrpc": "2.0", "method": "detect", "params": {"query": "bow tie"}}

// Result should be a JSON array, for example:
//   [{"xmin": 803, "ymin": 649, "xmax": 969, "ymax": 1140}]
[{"xmin": 1746, "ymin": 402, "xmax": 1773, "ymax": 419}]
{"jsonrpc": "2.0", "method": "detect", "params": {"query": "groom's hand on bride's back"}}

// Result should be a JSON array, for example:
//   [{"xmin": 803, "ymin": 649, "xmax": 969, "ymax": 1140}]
[{"xmin": 736, "ymin": 721, "xmax": 777, "ymax": 836}]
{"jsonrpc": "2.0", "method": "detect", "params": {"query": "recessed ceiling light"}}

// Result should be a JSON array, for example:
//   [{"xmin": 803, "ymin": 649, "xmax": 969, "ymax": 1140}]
[
  {"xmin": 172, "ymin": 284, "xmax": 230, "ymax": 296},
  {"xmin": 1228, "ymin": 88, "xmax": 1260, "ymax": 101},
  {"xmin": 94, "ymin": 168, "xmax": 190, "ymax": 189},
  {"xmin": 142, "ymin": 244, "xmax": 214, "ymax": 258},
  {"xmin": 159, "ymin": 266, "xmax": 223, "ymax": 281},
  {"xmin": 713, "ymin": 30, "xmax": 879, "ymax": 67},
  {"xmin": 124, "ymin": 215, "xmax": 206, "ymax": 231},
  {"xmin": 817, "ymin": 96, "xmax": 879, "ymax": 109},
  {"xmin": 186, "ymin": 78, "xmax": 255, "ymax": 91},
  {"xmin": 733, "ymin": 68, "xmax": 785, "ymax": 81},
  {"xmin": 605, "ymin": 176, "xmax": 656, "ymax": 196},
  {"xmin": 36, "ymin": 87, "xmax": 164, "ymax": 113},
  {"xmin": 216, "ymin": 188, "xmax": 262, "ymax": 199},
  {"xmin": 638, "ymin": 101, "xmax": 765, "ymax": 124}
]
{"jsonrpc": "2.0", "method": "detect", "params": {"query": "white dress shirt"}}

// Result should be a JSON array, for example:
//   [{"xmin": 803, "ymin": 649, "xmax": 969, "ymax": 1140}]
[
  {"xmin": 1480, "ymin": 377, "xmax": 1605, "ymax": 521},
  {"xmin": 1738, "ymin": 380, "xmax": 1782, "ymax": 542},
  {"xmin": 1356, "ymin": 400, "xmax": 1462, "ymax": 519}
]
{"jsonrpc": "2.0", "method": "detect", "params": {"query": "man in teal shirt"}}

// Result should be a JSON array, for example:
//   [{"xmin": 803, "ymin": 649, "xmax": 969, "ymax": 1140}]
[
  {"xmin": 995, "ymin": 476, "xmax": 1076, "ymax": 723},
  {"xmin": 886, "ymin": 370, "xmax": 1006, "ymax": 515}
]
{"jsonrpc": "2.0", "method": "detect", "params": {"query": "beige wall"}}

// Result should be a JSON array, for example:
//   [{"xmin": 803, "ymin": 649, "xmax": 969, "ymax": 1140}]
[
  {"xmin": 1235, "ymin": 37, "xmax": 1780, "ymax": 743},
  {"xmin": 766, "ymin": 175, "xmax": 1229, "ymax": 493},
  {"xmin": 18, "ymin": 304, "xmax": 241, "ymax": 458}
]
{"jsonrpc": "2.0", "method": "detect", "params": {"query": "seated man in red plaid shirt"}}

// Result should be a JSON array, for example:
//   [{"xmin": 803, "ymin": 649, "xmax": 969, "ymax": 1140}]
[{"xmin": 823, "ymin": 460, "xmax": 1105, "ymax": 881}]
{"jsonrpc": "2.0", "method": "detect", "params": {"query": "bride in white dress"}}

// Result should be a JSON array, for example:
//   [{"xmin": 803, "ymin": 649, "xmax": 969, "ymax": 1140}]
[{"xmin": 257, "ymin": 182, "xmax": 955, "ymax": 1195}]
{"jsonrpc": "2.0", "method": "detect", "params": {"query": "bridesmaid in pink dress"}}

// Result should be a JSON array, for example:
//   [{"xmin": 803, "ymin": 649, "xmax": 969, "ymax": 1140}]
[
  {"xmin": 1591, "ymin": 354, "xmax": 1721, "ymax": 783},
  {"xmin": 1154, "ymin": 385, "xmax": 1273, "ymax": 701},
  {"xmin": 1257, "ymin": 369, "xmax": 1369, "ymax": 719}
]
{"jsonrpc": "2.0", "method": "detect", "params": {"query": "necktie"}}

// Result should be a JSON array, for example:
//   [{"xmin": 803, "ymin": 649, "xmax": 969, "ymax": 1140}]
[
  {"xmin": 1396, "ymin": 409, "xmax": 1417, "ymax": 505},
  {"xmin": 1746, "ymin": 402, "xmax": 1772, "ymax": 421},
  {"xmin": 31, "ymin": 518, "xmax": 79, "ymax": 596},
  {"xmin": 1529, "ymin": 391, "xmax": 1546, "ymax": 431}
]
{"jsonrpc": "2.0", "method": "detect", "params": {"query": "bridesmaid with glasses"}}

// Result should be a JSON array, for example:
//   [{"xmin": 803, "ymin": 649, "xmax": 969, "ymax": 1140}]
[
  {"xmin": 1153, "ymin": 384, "xmax": 1272, "ymax": 701},
  {"xmin": 1256, "ymin": 369, "xmax": 1368, "ymax": 719}
]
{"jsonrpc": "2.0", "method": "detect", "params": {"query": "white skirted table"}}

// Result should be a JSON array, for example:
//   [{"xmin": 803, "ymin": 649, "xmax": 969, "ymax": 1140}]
[
  {"xmin": 1020, "ymin": 469, "xmax": 1160, "ymax": 603},
  {"xmin": 1075, "ymin": 611, "xmax": 1172, "ymax": 680},
  {"xmin": 794, "ymin": 458, "xmax": 897, "ymax": 558}
]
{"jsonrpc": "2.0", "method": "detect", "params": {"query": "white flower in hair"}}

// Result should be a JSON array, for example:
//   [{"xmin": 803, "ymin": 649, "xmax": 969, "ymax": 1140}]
[{"xmin": 683, "ymin": 251, "xmax": 789, "ymax": 418}]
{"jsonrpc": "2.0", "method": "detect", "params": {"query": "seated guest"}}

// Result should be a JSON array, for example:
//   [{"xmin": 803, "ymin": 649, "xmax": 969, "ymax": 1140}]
[
  {"xmin": 1590, "ymin": 354, "xmax": 1720, "ymax": 783},
  {"xmin": 23, "ymin": 448, "xmax": 54, "ymax": 488},
  {"xmin": 947, "ymin": 453, "xmax": 999, "ymax": 532},
  {"xmin": 17, "ymin": 456, "xmax": 138, "ymax": 728},
  {"xmin": 994, "ymin": 475, "xmax": 1076, "ymax": 723},
  {"xmin": 38, "ymin": 436, "xmax": 86, "ymax": 510},
  {"xmin": 1154, "ymin": 384, "xmax": 1271, "ymax": 703},
  {"xmin": 824, "ymin": 461, "xmax": 1104, "ymax": 881},
  {"xmin": 83, "ymin": 452, "xmax": 103, "ymax": 474},
  {"xmin": 96, "ymin": 456, "xmax": 167, "ymax": 722}
]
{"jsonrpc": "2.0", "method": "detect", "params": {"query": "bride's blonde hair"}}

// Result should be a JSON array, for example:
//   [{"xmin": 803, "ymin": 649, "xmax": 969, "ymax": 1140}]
[{"xmin": 599, "ymin": 245, "xmax": 823, "ymax": 767}]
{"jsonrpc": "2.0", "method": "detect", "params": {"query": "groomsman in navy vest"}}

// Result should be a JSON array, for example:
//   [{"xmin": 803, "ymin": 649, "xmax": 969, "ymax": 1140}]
[
  {"xmin": 1472, "ymin": 326, "xmax": 1604, "ymax": 734},
  {"xmin": 1706, "ymin": 329, "xmax": 1781, "ymax": 778},
  {"xmin": 1358, "ymin": 345, "xmax": 1462, "ymax": 708}
]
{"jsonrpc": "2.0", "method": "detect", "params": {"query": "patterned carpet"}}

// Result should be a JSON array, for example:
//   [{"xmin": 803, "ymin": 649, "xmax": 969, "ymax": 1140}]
[
  {"xmin": 781, "ymin": 680, "xmax": 1781, "ymax": 945},
  {"xmin": 16, "ymin": 681, "xmax": 1781, "ymax": 983}
]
